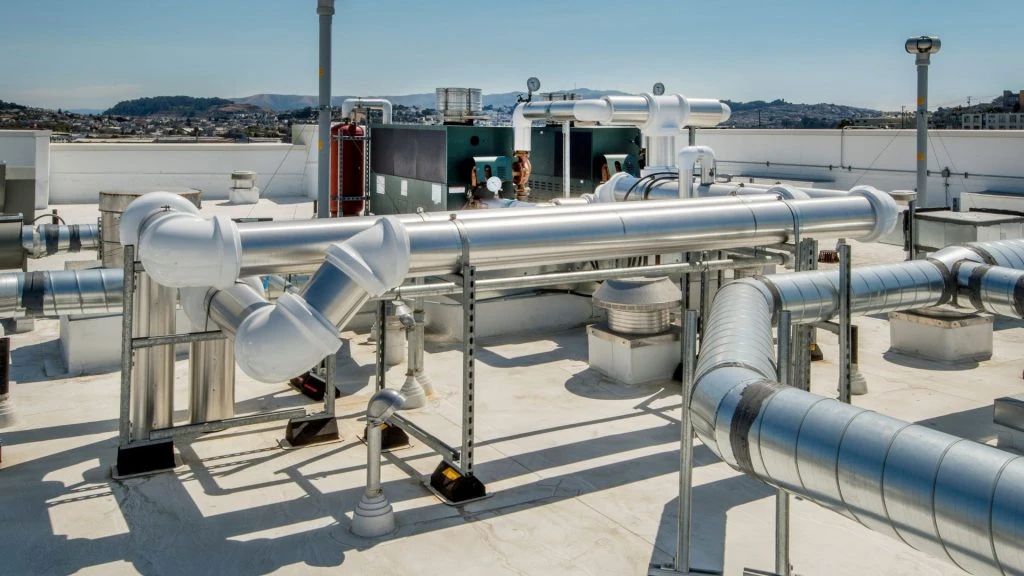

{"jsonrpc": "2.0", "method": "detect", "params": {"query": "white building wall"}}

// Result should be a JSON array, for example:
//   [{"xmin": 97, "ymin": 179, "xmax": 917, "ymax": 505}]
[
  {"xmin": 47, "ymin": 125, "xmax": 316, "ymax": 204},
  {"xmin": 696, "ymin": 129, "xmax": 1024, "ymax": 208}
]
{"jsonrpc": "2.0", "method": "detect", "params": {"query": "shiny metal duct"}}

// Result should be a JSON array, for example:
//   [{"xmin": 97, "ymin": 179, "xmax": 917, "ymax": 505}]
[
  {"xmin": 0, "ymin": 269, "xmax": 122, "ymax": 318},
  {"xmin": 221, "ymin": 191, "xmax": 896, "ymax": 382},
  {"xmin": 21, "ymin": 224, "xmax": 101, "ymax": 258},
  {"xmin": 189, "ymin": 338, "xmax": 235, "ymax": 424},
  {"xmin": 231, "ymin": 195, "xmax": 788, "ymax": 276},
  {"xmin": 691, "ymin": 239, "xmax": 1024, "ymax": 576},
  {"xmin": 130, "ymin": 271, "xmax": 176, "ymax": 440},
  {"xmin": 953, "ymin": 261, "xmax": 1024, "ymax": 318}
]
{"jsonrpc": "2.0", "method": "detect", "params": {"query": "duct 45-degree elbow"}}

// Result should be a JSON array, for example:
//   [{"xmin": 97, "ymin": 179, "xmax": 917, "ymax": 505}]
[
  {"xmin": 120, "ymin": 191, "xmax": 242, "ymax": 289},
  {"xmin": 232, "ymin": 217, "xmax": 411, "ymax": 383}
]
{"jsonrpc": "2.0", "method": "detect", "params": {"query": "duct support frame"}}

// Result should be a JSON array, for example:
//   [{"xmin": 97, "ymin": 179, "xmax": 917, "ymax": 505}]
[
  {"xmin": 371, "ymin": 218, "xmax": 488, "ymax": 504},
  {"xmin": 649, "ymin": 310, "xmax": 720, "ymax": 576},
  {"xmin": 114, "ymin": 244, "xmax": 309, "ymax": 477}
]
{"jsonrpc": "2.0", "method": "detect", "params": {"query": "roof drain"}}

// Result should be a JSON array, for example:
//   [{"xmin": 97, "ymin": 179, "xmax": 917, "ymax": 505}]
[
  {"xmin": 691, "ymin": 238, "xmax": 1024, "ymax": 576},
  {"xmin": 233, "ymin": 217, "xmax": 411, "ymax": 382}
]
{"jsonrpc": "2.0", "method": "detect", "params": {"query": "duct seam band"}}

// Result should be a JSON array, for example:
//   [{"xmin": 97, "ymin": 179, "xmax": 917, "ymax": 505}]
[
  {"xmin": 1014, "ymin": 275, "xmax": 1024, "ymax": 318},
  {"xmin": 966, "ymin": 264, "xmax": 991, "ymax": 312},
  {"xmin": 925, "ymin": 258, "xmax": 954, "ymax": 306},
  {"xmin": 729, "ymin": 379, "xmax": 784, "ymax": 475}
]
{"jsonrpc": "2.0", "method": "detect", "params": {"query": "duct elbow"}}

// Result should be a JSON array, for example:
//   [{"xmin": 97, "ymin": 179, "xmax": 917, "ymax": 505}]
[
  {"xmin": 848, "ymin": 186, "xmax": 900, "ymax": 243},
  {"xmin": 120, "ymin": 191, "xmax": 242, "ymax": 289},
  {"xmin": 234, "ymin": 292, "xmax": 341, "ymax": 383}
]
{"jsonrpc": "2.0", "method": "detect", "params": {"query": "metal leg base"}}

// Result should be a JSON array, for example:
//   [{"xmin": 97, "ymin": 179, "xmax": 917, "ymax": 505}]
[
  {"xmin": 284, "ymin": 414, "xmax": 339, "ymax": 446},
  {"xmin": 398, "ymin": 373, "xmax": 428, "ymax": 409},
  {"xmin": 648, "ymin": 564, "xmax": 722, "ymax": 576},
  {"xmin": 351, "ymin": 492, "xmax": 396, "ymax": 538},
  {"xmin": 428, "ymin": 461, "xmax": 486, "ymax": 504},
  {"xmin": 114, "ymin": 440, "xmax": 176, "ymax": 477}
]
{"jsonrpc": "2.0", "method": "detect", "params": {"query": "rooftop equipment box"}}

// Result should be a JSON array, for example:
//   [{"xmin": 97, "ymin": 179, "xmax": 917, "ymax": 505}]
[{"xmin": 368, "ymin": 124, "xmax": 640, "ymax": 215}]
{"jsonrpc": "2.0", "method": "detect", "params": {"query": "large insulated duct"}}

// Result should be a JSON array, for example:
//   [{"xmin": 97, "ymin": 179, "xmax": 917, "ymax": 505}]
[
  {"xmin": 691, "ymin": 238, "xmax": 1024, "ymax": 576},
  {"xmin": 21, "ymin": 223, "xmax": 101, "ymax": 258},
  {"xmin": 125, "ymin": 191, "xmax": 891, "ymax": 286},
  {"xmin": 340, "ymin": 98, "xmax": 393, "ymax": 124},
  {"xmin": 0, "ymin": 269, "xmax": 122, "ymax": 318},
  {"xmin": 176, "ymin": 191, "xmax": 896, "ymax": 382}
]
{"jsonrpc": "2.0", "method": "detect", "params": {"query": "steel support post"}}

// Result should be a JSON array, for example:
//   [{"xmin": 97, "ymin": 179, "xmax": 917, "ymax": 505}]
[
  {"xmin": 563, "ymin": 121, "xmax": 571, "ymax": 198},
  {"xmin": 837, "ymin": 240, "xmax": 853, "ymax": 404},
  {"xmin": 774, "ymin": 310, "xmax": 793, "ymax": 576},
  {"xmin": 699, "ymin": 251, "xmax": 711, "ymax": 337},
  {"xmin": 460, "ymin": 261, "xmax": 476, "ymax": 477},
  {"xmin": 374, "ymin": 300, "xmax": 386, "ymax": 391},
  {"xmin": 791, "ymin": 239, "xmax": 818, "ymax": 392},
  {"xmin": 118, "ymin": 245, "xmax": 136, "ymax": 447},
  {"xmin": 651, "ymin": 310, "xmax": 717, "ymax": 576},
  {"xmin": 324, "ymin": 346, "xmax": 336, "ymax": 416},
  {"xmin": 907, "ymin": 198, "xmax": 918, "ymax": 260}
]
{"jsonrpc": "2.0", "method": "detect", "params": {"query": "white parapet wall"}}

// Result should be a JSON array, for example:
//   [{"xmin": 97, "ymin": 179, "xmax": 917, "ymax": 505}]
[
  {"xmin": 47, "ymin": 124, "xmax": 318, "ymax": 204},
  {"xmin": 696, "ymin": 129, "xmax": 1024, "ymax": 208}
]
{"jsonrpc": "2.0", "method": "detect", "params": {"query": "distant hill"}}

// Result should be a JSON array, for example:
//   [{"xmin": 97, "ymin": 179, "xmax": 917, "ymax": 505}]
[
  {"xmin": 721, "ymin": 99, "xmax": 880, "ymax": 129},
  {"xmin": 233, "ymin": 88, "xmax": 629, "ymax": 112},
  {"xmin": 103, "ymin": 96, "xmax": 268, "ymax": 117},
  {"xmin": 0, "ymin": 99, "xmax": 28, "ymax": 112}
]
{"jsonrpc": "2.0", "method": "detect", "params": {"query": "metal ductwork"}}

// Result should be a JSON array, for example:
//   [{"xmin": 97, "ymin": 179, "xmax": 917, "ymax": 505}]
[
  {"xmin": 691, "ymin": 238, "xmax": 1024, "ymax": 576},
  {"xmin": 21, "ymin": 223, "xmax": 101, "ymax": 259},
  {"xmin": 129, "ymin": 187, "xmax": 897, "ymax": 382},
  {"xmin": 0, "ymin": 269, "xmax": 122, "ymax": 318},
  {"xmin": 125, "ymin": 190, "xmax": 896, "ymax": 287},
  {"xmin": 594, "ymin": 173, "xmax": 852, "ymax": 203}
]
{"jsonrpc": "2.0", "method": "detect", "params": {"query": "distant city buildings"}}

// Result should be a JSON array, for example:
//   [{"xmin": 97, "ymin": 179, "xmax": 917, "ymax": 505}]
[{"xmin": 962, "ymin": 112, "xmax": 1024, "ymax": 130}]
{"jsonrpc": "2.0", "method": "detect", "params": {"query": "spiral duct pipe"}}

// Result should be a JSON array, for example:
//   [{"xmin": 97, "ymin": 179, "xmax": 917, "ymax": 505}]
[{"xmin": 692, "ymin": 239, "xmax": 1024, "ymax": 576}]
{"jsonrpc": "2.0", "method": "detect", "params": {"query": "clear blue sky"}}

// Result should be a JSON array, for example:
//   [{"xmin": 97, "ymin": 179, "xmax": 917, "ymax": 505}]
[{"xmin": 0, "ymin": 0, "xmax": 1017, "ymax": 111}]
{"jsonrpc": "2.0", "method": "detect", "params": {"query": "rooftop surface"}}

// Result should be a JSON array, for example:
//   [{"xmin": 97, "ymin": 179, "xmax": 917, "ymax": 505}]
[{"xmin": 2, "ymin": 197, "xmax": 1022, "ymax": 575}]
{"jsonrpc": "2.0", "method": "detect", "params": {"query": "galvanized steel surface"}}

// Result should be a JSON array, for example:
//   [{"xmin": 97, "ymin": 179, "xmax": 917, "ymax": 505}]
[
  {"xmin": 0, "ymin": 268, "xmax": 123, "ymax": 318},
  {"xmin": 691, "ymin": 239, "xmax": 1024, "ymax": 576}
]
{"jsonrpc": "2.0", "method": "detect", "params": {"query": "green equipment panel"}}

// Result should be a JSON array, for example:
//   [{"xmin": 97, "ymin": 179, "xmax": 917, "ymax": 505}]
[{"xmin": 369, "ymin": 123, "xmax": 640, "ymax": 214}]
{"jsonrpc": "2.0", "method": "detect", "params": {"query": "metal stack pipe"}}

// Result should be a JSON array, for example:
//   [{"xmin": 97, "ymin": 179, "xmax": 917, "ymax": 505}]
[
  {"xmin": 316, "ymin": 0, "xmax": 334, "ymax": 219},
  {"xmin": 905, "ymin": 36, "xmax": 941, "ymax": 208},
  {"xmin": 691, "ymin": 237, "xmax": 1024, "ymax": 576}
]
